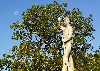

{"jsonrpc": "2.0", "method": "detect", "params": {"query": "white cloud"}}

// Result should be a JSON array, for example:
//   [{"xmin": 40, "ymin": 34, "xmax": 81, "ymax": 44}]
[{"xmin": 14, "ymin": 10, "xmax": 19, "ymax": 16}]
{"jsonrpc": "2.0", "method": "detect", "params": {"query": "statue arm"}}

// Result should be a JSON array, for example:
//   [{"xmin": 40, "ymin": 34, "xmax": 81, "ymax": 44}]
[
  {"xmin": 60, "ymin": 26, "xmax": 65, "ymax": 30},
  {"xmin": 60, "ymin": 26, "xmax": 65, "ymax": 42}
]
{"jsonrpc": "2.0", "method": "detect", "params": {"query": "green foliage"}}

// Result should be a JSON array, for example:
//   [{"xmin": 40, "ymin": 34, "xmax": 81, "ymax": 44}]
[
  {"xmin": 74, "ymin": 50, "xmax": 100, "ymax": 71},
  {"xmin": 0, "ymin": 1, "xmax": 99, "ymax": 71}
]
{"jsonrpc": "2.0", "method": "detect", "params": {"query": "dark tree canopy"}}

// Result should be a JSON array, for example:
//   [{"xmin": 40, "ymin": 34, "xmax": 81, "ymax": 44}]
[{"xmin": 0, "ymin": 1, "xmax": 99, "ymax": 71}]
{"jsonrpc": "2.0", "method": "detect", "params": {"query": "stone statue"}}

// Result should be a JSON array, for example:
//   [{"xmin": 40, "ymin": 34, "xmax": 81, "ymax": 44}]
[{"xmin": 58, "ymin": 17, "xmax": 74, "ymax": 71}]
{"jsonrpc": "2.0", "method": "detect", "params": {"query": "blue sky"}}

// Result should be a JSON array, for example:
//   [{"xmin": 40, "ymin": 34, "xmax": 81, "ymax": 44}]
[{"xmin": 0, "ymin": 0, "xmax": 100, "ymax": 58}]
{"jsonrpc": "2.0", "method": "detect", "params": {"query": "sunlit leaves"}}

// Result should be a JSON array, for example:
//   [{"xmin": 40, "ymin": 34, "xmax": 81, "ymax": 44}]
[{"xmin": 0, "ymin": 1, "xmax": 98, "ymax": 71}]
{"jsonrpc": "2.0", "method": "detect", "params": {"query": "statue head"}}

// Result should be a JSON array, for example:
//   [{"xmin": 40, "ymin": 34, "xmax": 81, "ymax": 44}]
[{"xmin": 64, "ymin": 17, "xmax": 70, "ymax": 25}]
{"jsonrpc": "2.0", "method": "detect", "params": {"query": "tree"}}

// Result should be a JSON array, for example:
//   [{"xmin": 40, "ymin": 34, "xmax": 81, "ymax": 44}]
[{"xmin": 0, "ymin": 1, "xmax": 97, "ymax": 71}]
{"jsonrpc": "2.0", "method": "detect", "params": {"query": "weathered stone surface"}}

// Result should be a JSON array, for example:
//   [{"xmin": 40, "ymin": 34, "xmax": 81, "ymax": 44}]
[{"xmin": 58, "ymin": 17, "xmax": 74, "ymax": 71}]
